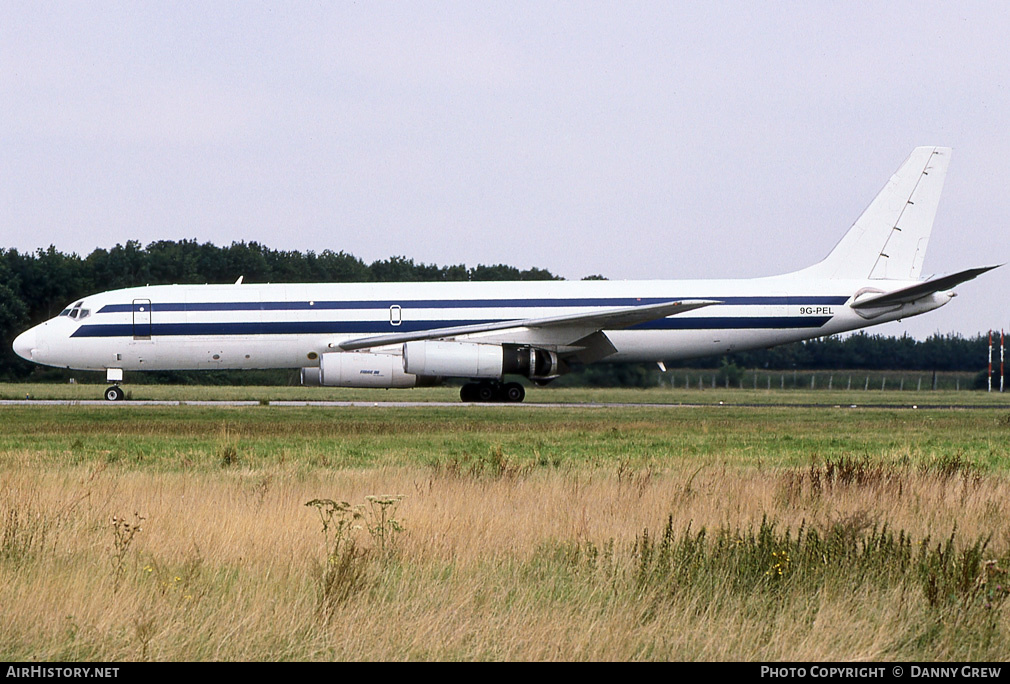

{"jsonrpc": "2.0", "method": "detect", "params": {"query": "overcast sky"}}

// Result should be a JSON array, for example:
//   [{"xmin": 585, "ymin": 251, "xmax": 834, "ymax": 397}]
[{"xmin": 2, "ymin": 1, "xmax": 1008, "ymax": 339}]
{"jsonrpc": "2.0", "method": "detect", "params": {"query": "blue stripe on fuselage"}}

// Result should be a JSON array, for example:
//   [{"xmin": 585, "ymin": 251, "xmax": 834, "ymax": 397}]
[
  {"xmin": 70, "ymin": 316, "xmax": 833, "ymax": 338},
  {"xmin": 96, "ymin": 295, "xmax": 848, "ymax": 314}
]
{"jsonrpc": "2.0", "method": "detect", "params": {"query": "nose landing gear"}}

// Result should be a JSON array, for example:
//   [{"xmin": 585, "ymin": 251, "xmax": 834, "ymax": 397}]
[
  {"xmin": 104, "ymin": 385, "xmax": 126, "ymax": 402},
  {"xmin": 104, "ymin": 369, "xmax": 126, "ymax": 401}
]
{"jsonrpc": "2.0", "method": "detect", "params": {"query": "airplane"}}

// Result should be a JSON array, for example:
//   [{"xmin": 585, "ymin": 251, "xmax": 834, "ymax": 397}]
[{"xmin": 12, "ymin": 146, "xmax": 997, "ymax": 402}]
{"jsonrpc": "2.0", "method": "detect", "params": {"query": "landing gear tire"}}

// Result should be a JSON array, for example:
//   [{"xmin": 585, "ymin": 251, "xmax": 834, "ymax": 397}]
[
  {"xmin": 503, "ymin": 382, "xmax": 525, "ymax": 403},
  {"xmin": 459, "ymin": 381, "xmax": 526, "ymax": 403},
  {"xmin": 104, "ymin": 385, "xmax": 125, "ymax": 402},
  {"xmin": 460, "ymin": 383, "xmax": 478, "ymax": 402},
  {"xmin": 476, "ymin": 383, "xmax": 496, "ymax": 402}
]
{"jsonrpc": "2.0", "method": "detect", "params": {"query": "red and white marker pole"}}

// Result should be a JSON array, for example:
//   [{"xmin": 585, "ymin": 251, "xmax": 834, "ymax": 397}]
[{"xmin": 988, "ymin": 330, "xmax": 993, "ymax": 393}]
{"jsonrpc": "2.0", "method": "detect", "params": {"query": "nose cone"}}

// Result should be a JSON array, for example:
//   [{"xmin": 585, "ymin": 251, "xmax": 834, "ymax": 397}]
[
  {"xmin": 13, "ymin": 327, "xmax": 38, "ymax": 362},
  {"xmin": 12, "ymin": 325, "xmax": 43, "ymax": 363}
]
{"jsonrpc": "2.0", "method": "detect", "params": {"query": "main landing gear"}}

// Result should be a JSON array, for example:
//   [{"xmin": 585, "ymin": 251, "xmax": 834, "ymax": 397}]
[{"xmin": 459, "ymin": 381, "xmax": 526, "ymax": 403}]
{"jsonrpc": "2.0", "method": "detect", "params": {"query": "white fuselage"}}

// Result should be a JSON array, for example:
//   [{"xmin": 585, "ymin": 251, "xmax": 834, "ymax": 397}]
[{"xmin": 12, "ymin": 275, "xmax": 949, "ymax": 373}]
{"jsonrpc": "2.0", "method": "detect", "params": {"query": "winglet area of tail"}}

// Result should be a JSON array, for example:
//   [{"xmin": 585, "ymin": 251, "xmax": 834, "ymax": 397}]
[{"xmin": 801, "ymin": 146, "xmax": 951, "ymax": 280}]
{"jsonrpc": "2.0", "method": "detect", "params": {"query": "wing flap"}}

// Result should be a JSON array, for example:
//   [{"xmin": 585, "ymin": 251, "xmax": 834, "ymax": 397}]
[{"xmin": 337, "ymin": 299, "xmax": 720, "ymax": 351}]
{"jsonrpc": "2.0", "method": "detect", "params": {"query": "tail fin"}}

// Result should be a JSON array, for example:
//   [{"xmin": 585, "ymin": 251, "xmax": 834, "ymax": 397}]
[{"xmin": 801, "ymin": 146, "xmax": 951, "ymax": 280}]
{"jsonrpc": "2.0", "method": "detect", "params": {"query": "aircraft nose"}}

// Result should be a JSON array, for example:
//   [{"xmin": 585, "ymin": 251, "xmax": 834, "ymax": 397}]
[{"xmin": 13, "ymin": 327, "xmax": 37, "ymax": 361}]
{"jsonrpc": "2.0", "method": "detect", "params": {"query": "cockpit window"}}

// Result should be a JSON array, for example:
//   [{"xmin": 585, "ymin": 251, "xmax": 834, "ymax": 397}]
[
  {"xmin": 61, "ymin": 301, "xmax": 84, "ymax": 318},
  {"xmin": 66, "ymin": 302, "xmax": 90, "ymax": 320}
]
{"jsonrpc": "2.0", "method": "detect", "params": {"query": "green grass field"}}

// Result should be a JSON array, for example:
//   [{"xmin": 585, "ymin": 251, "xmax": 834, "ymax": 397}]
[
  {"xmin": 2, "ymin": 386, "xmax": 1010, "ymax": 660},
  {"xmin": 2, "ymin": 399, "xmax": 1010, "ymax": 471},
  {"xmin": 5, "ymin": 381, "xmax": 1010, "ymax": 406}
]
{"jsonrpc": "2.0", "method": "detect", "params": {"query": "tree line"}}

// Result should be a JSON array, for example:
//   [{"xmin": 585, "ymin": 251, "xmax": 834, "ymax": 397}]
[
  {"xmin": 0, "ymin": 240, "xmax": 994, "ymax": 383},
  {"xmin": 0, "ymin": 240, "xmax": 557, "ymax": 379}
]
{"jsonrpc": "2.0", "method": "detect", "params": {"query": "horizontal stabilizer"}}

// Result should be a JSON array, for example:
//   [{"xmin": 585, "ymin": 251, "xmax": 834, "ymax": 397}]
[
  {"xmin": 338, "ymin": 299, "xmax": 721, "ymax": 351},
  {"xmin": 850, "ymin": 265, "xmax": 999, "ymax": 309}
]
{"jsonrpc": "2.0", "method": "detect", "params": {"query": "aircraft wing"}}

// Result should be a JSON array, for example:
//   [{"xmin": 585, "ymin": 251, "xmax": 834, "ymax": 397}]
[
  {"xmin": 337, "ymin": 299, "xmax": 721, "ymax": 351},
  {"xmin": 850, "ymin": 265, "xmax": 1000, "ymax": 309}
]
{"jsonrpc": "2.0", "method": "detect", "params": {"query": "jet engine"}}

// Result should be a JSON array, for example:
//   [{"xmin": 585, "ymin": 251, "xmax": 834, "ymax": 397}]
[
  {"xmin": 402, "ymin": 341, "xmax": 560, "ymax": 380},
  {"xmin": 301, "ymin": 351, "xmax": 420, "ymax": 387}
]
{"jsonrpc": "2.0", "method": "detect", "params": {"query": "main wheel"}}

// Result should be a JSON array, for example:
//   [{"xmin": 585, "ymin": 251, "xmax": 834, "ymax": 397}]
[
  {"xmin": 503, "ymin": 382, "xmax": 525, "ymax": 403},
  {"xmin": 104, "ymin": 385, "xmax": 125, "ymax": 402},
  {"xmin": 460, "ymin": 383, "xmax": 478, "ymax": 402},
  {"xmin": 476, "ymin": 383, "xmax": 496, "ymax": 402}
]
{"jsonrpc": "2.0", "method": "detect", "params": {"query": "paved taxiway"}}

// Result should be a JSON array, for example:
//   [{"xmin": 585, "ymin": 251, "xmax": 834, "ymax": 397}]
[{"xmin": 0, "ymin": 399, "xmax": 1003, "ymax": 410}]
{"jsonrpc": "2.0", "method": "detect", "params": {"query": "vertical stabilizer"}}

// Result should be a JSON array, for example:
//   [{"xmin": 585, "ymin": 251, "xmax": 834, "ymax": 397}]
[{"xmin": 803, "ymin": 147, "xmax": 951, "ymax": 280}]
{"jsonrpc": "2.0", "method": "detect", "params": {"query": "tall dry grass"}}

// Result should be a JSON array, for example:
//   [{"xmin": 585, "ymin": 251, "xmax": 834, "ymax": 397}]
[{"xmin": 2, "ymin": 453, "xmax": 1009, "ymax": 660}]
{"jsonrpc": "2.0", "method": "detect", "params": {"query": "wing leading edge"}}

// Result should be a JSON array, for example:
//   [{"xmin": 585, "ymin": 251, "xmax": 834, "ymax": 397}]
[{"xmin": 337, "ymin": 299, "xmax": 721, "ymax": 351}]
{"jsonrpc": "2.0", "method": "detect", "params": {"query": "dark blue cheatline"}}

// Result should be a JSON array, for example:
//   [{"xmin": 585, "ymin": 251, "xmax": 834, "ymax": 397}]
[
  {"xmin": 97, "ymin": 295, "xmax": 849, "ymax": 314},
  {"xmin": 70, "ymin": 316, "xmax": 833, "ymax": 338}
]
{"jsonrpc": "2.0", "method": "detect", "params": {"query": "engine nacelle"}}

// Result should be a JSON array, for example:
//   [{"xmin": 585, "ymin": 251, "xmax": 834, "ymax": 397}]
[
  {"xmin": 402, "ymin": 340, "xmax": 502, "ymax": 378},
  {"xmin": 402, "ymin": 341, "xmax": 560, "ymax": 380},
  {"xmin": 301, "ymin": 351, "xmax": 418, "ymax": 388}
]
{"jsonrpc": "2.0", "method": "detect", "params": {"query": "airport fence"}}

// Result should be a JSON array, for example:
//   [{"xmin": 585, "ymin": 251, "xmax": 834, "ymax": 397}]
[{"xmin": 657, "ymin": 368, "xmax": 984, "ymax": 392}]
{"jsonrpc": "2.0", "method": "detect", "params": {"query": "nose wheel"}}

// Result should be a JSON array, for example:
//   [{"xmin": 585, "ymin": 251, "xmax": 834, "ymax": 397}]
[{"xmin": 104, "ymin": 385, "xmax": 126, "ymax": 402}]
